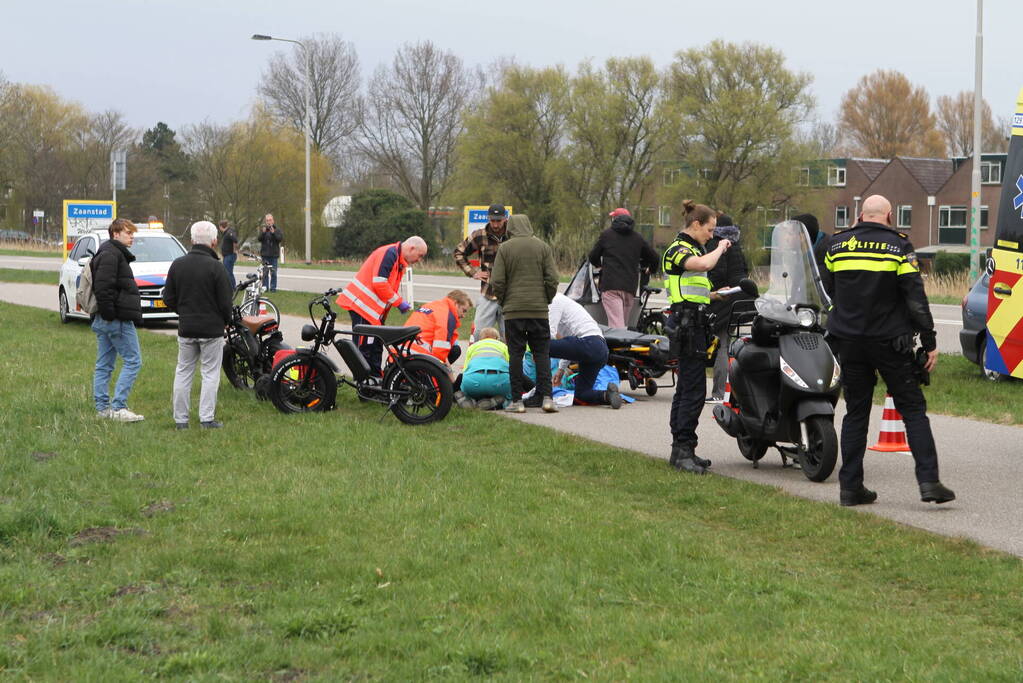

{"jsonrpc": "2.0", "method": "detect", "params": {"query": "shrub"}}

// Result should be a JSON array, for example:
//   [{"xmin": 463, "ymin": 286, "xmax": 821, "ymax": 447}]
[
  {"xmin": 933, "ymin": 251, "xmax": 970, "ymax": 277},
  {"xmin": 332, "ymin": 190, "xmax": 436, "ymax": 259}
]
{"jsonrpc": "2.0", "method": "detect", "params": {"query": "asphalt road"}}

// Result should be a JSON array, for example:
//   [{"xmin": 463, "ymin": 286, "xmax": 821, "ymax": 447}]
[
  {"xmin": 2, "ymin": 280, "xmax": 1021, "ymax": 558},
  {"xmin": 0, "ymin": 255, "xmax": 966, "ymax": 354}
]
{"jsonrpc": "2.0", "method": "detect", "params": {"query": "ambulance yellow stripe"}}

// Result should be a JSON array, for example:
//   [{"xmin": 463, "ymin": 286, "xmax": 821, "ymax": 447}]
[
  {"xmin": 987, "ymin": 250, "xmax": 1023, "ymax": 341},
  {"xmin": 1012, "ymin": 87, "xmax": 1023, "ymax": 137}
]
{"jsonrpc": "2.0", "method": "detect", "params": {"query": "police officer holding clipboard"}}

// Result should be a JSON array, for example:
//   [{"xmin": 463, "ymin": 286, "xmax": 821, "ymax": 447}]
[{"xmin": 662, "ymin": 200, "xmax": 732, "ymax": 474}]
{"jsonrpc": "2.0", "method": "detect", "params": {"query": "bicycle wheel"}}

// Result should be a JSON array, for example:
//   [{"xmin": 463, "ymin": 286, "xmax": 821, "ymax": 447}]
[
  {"xmin": 222, "ymin": 344, "xmax": 256, "ymax": 390},
  {"xmin": 270, "ymin": 355, "xmax": 337, "ymax": 414},
  {"xmin": 383, "ymin": 357, "xmax": 453, "ymax": 425},
  {"xmin": 256, "ymin": 297, "xmax": 280, "ymax": 324}
]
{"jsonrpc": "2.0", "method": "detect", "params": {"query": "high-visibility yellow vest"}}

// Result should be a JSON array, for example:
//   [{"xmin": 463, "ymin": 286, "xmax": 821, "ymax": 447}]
[{"xmin": 662, "ymin": 234, "xmax": 711, "ymax": 305}]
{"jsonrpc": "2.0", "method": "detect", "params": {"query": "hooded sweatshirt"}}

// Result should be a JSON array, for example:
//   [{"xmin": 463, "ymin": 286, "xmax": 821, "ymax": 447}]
[
  {"xmin": 489, "ymin": 214, "xmax": 559, "ymax": 319},
  {"xmin": 588, "ymin": 214, "xmax": 659, "ymax": 294}
]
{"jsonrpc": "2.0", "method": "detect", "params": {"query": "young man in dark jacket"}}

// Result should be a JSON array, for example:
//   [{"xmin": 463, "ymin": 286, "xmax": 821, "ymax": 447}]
[
  {"xmin": 219, "ymin": 219, "xmax": 238, "ymax": 289},
  {"xmin": 705, "ymin": 214, "xmax": 749, "ymax": 401},
  {"xmin": 588, "ymin": 208, "xmax": 659, "ymax": 328},
  {"xmin": 258, "ymin": 213, "xmax": 283, "ymax": 291},
  {"xmin": 90, "ymin": 218, "xmax": 144, "ymax": 422},
  {"xmin": 489, "ymin": 214, "xmax": 560, "ymax": 413},
  {"xmin": 163, "ymin": 221, "xmax": 234, "ymax": 429}
]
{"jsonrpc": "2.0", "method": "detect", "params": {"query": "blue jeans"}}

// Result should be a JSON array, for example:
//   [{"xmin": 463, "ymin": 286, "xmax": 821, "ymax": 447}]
[
  {"xmin": 92, "ymin": 317, "xmax": 142, "ymax": 412},
  {"xmin": 549, "ymin": 335, "xmax": 609, "ymax": 404},
  {"xmin": 223, "ymin": 253, "xmax": 237, "ymax": 290},
  {"xmin": 262, "ymin": 256, "xmax": 279, "ymax": 291}
]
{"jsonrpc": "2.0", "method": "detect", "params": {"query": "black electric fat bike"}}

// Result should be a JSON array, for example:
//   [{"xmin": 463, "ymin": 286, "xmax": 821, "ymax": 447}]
[
  {"xmin": 222, "ymin": 274, "xmax": 291, "ymax": 397},
  {"xmin": 268, "ymin": 288, "xmax": 454, "ymax": 425}
]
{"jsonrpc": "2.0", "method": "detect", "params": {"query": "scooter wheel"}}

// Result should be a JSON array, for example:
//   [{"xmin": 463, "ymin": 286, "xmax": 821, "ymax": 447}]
[{"xmin": 644, "ymin": 378, "xmax": 657, "ymax": 396}]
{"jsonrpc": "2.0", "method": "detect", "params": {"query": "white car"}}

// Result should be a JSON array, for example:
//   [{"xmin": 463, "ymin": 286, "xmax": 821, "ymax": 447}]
[{"xmin": 58, "ymin": 227, "xmax": 187, "ymax": 323}]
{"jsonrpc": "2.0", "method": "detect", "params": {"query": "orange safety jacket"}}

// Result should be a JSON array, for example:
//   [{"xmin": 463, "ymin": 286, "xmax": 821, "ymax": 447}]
[
  {"xmin": 336, "ymin": 242, "xmax": 408, "ymax": 324},
  {"xmin": 406, "ymin": 297, "xmax": 461, "ymax": 363}
]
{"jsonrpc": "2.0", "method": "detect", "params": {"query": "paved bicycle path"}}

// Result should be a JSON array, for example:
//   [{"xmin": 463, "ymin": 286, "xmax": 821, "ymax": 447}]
[{"xmin": 2, "ymin": 282, "xmax": 1021, "ymax": 558}]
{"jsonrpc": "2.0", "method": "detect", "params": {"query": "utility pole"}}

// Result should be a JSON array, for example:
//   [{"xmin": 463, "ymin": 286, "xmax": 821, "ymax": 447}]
[{"xmin": 969, "ymin": 0, "xmax": 984, "ymax": 281}]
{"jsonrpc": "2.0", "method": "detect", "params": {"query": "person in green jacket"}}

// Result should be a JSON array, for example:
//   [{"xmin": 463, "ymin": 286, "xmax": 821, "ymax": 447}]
[{"xmin": 489, "ymin": 214, "xmax": 560, "ymax": 413}]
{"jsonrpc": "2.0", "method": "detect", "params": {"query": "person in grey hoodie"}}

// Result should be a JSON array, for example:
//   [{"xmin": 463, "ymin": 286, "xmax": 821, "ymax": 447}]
[{"xmin": 489, "ymin": 214, "xmax": 560, "ymax": 413}]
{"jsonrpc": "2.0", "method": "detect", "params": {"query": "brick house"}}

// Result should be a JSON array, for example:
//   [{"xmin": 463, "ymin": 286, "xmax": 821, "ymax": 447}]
[{"xmin": 808, "ymin": 154, "xmax": 1007, "ymax": 254}]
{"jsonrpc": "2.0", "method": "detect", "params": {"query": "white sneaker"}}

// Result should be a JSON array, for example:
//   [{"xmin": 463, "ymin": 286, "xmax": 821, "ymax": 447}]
[
  {"xmin": 109, "ymin": 408, "xmax": 145, "ymax": 422},
  {"xmin": 97, "ymin": 408, "xmax": 112, "ymax": 418}
]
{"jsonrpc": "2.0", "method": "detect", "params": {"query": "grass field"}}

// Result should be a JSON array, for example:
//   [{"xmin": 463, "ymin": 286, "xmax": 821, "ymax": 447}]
[{"xmin": 0, "ymin": 302, "xmax": 1021, "ymax": 678}]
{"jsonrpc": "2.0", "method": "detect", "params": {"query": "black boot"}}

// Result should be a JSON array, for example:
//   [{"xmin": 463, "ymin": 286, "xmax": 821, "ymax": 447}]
[
  {"xmin": 669, "ymin": 443, "xmax": 707, "ymax": 475},
  {"xmin": 672, "ymin": 441, "xmax": 710, "ymax": 468},
  {"xmin": 919, "ymin": 481, "xmax": 955, "ymax": 504},
  {"xmin": 840, "ymin": 486, "xmax": 878, "ymax": 507}
]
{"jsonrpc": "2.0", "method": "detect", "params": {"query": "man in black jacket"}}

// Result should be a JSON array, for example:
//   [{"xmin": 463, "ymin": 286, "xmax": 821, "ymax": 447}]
[
  {"xmin": 820, "ymin": 194, "xmax": 955, "ymax": 507},
  {"xmin": 705, "ymin": 215, "xmax": 749, "ymax": 402},
  {"xmin": 258, "ymin": 213, "xmax": 283, "ymax": 291},
  {"xmin": 164, "ymin": 221, "xmax": 234, "ymax": 429},
  {"xmin": 90, "ymin": 218, "xmax": 145, "ymax": 422},
  {"xmin": 588, "ymin": 208, "xmax": 659, "ymax": 328},
  {"xmin": 218, "ymin": 219, "xmax": 238, "ymax": 289}
]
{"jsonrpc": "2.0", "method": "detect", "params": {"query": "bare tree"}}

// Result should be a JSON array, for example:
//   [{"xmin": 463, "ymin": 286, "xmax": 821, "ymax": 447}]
[
  {"xmin": 258, "ymin": 34, "xmax": 361, "ymax": 162},
  {"xmin": 839, "ymin": 70, "xmax": 943, "ymax": 158},
  {"xmin": 936, "ymin": 91, "xmax": 1006, "ymax": 155},
  {"xmin": 357, "ymin": 41, "xmax": 481, "ymax": 210}
]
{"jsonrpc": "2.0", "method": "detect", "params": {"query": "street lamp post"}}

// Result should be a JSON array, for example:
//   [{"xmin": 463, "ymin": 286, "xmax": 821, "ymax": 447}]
[{"xmin": 252, "ymin": 33, "xmax": 312, "ymax": 265}]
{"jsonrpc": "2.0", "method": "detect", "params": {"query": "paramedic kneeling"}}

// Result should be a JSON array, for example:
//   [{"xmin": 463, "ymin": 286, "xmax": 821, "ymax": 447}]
[
  {"xmin": 663, "ymin": 200, "xmax": 731, "ymax": 474},
  {"xmin": 548, "ymin": 292, "xmax": 622, "ymax": 408}
]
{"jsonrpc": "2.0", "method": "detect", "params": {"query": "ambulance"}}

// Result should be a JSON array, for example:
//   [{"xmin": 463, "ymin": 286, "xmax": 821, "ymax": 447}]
[{"xmin": 972, "ymin": 87, "xmax": 1023, "ymax": 378}]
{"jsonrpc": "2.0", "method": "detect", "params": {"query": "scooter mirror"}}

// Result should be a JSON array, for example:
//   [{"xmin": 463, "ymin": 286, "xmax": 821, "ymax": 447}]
[{"xmin": 738, "ymin": 278, "xmax": 759, "ymax": 298}]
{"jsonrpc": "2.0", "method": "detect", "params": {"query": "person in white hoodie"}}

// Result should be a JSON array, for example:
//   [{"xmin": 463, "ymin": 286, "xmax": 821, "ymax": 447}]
[{"xmin": 546, "ymin": 292, "xmax": 622, "ymax": 409}]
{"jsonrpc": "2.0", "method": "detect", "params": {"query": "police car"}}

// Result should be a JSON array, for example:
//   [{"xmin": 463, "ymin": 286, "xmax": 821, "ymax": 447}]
[{"xmin": 58, "ymin": 223, "xmax": 187, "ymax": 323}]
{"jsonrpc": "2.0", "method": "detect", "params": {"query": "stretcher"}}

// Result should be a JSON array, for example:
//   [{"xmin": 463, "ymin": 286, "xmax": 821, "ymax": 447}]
[{"xmin": 601, "ymin": 326, "xmax": 677, "ymax": 397}]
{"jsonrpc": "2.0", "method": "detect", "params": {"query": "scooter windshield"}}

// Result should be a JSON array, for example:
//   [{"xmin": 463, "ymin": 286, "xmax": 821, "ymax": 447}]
[{"xmin": 755, "ymin": 220, "xmax": 831, "ymax": 325}]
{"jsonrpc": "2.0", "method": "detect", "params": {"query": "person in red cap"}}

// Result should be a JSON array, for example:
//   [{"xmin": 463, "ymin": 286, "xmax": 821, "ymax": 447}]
[{"xmin": 588, "ymin": 208, "xmax": 659, "ymax": 328}]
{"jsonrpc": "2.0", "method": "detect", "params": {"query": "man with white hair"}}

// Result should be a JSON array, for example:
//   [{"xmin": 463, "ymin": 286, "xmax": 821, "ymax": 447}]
[
  {"xmin": 336, "ymin": 236, "xmax": 428, "ymax": 374},
  {"xmin": 163, "ymin": 220, "xmax": 234, "ymax": 429}
]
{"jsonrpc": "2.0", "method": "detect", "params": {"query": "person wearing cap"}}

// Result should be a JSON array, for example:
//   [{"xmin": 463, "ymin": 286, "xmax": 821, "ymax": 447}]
[
  {"xmin": 454, "ymin": 204, "xmax": 510, "ymax": 337},
  {"xmin": 704, "ymin": 214, "xmax": 749, "ymax": 402},
  {"xmin": 588, "ymin": 208, "xmax": 659, "ymax": 329},
  {"xmin": 163, "ymin": 220, "xmax": 234, "ymax": 429}
]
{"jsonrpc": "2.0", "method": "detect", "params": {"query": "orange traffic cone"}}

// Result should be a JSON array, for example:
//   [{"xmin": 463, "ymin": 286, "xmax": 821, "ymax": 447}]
[
  {"xmin": 868, "ymin": 393, "xmax": 912, "ymax": 453},
  {"xmin": 722, "ymin": 358, "xmax": 733, "ymax": 409}
]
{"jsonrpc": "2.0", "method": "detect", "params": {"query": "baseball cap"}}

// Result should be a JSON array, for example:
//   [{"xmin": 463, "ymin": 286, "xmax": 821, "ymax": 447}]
[
  {"xmin": 608, "ymin": 208, "xmax": 631, "ymax": 218},
  {"xmin": 488, "ymin": 204, "xmax": 506, "ymax": 218}
]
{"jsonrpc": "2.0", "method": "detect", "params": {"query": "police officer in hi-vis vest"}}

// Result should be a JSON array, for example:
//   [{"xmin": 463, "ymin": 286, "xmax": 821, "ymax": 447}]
[{"xmin": 662, "ymin": 200, "xmax": 732, "ymax": 474}]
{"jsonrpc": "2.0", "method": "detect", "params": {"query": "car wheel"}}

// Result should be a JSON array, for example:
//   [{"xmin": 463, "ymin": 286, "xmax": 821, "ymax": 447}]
[
  {"xmin": 979, "ymin": 338, "xmax": 1007, "ymax": 382},
  {"xmin": 58, "ymin": 288, "xmax": 71, "ymax": 324}
]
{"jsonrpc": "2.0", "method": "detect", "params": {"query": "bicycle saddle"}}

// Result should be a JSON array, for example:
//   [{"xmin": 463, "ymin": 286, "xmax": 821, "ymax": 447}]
[
  {"xmin": 641, "ymin": 286, "xmax": 662, "ymax": 294},
  {"xmin": 352, "ymin": 324, "xmax": 421, "ymax": 345},
  {"xmin": 241, "ymin": 315, "xmax": 277, "ymax": 335}
]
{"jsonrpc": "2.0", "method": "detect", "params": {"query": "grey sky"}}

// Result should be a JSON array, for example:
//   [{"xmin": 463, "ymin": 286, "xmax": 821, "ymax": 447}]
[{"xmin": 3, "ymin": 0, "xmax": 1019, "ymax": 138}]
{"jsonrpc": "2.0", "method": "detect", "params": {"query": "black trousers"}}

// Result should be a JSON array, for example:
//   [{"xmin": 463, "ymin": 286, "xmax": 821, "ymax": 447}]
[
  {"xmin": 350, "ymin": 310, "xmax": 383, "ymax": 376},
  {"xmin": 669, "ymin": 318, "xmax": 708, "ymax": 447},
  {"xmin": 834, "ymin": 337, "xmax": 939, "ymax": 490},
  {"xmin": 506, "ymin": 318, "xmax": 552, "ymax": 400}
]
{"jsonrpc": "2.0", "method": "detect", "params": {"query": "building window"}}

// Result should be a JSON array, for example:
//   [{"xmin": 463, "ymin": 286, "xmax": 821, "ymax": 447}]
[
  {"xmin": 897, "ymin": 205, "xmax": 912, "ymax": 228},
  {"xmin": 828, "ymin": 166, "xmax": 846, "ymax": 187},
  {"xmin": 938, "ymin": 205, "xmax": 968, "ymax": 244},
  {"xmin": 980, "ymin": 205, "xmax": 989, "ymax": 229},
  {"xmin": 796, "ymin": 167, "xmax": 810, "ymax": 186},
  {"xmin": 662, "ymin": 168, "xmax": 681, "ymax": 186},
  {"xmin": 981, "ymin": 161, "xmax": 1001, "ymax": 185},
  {"xmin": 698, "ymin": 168, "xmax": 713, "ymax": 180},
  {"xmin": 658, "ymin": 206, "xmax": 671, "ymax": 226},
  {"xmin": 835, "ymin": 205, "xmax": 849, "ymax": 228}
]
